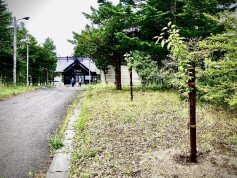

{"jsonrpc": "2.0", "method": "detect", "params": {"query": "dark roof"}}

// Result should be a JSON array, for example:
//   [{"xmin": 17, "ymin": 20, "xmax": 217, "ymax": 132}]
[
  {"xmin": 63, "ymin": 59, "xmax": 89, "ymax": 73},
  {"xmin": 55, "ymin": 57, "xmax": 97, "ymax": 72}
]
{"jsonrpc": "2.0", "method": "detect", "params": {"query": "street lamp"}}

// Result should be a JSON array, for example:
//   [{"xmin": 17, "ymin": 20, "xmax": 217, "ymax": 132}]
[{"xmin": 13, "ymin": 16, "xmax": 30, "ymax": 85}]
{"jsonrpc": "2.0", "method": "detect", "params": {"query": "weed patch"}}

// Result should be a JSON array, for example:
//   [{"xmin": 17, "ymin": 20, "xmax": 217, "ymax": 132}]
[
  {"xmin": 48, "ymin": 137, "xmax": 63, "ymax": 150},
  {"xmin": 0, "ymin": 84, "xmax": 39, "ymax": 100}
]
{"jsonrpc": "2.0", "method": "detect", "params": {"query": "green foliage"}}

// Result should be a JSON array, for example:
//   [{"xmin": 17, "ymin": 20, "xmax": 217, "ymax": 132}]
[
  {"xmin": 155, "ymin": 22, "xmax": 193, "ymax": 94},
  {"xmin": 125, "ymin": 51, "xmax": 158, "ymax": 86},
  {"xmin": 21, "ymin": 35, "xmax": 57, "ymax": 84},
  {"xmin": 0, "ymin": 0, "xmax": 12, "ymax": 54},
  {"xmin": 71, "ymin": 0, "xmax": 234, "ymax": 90},
  {"xmin": 156, "ymin": 11, "xmax": 237, "ymax": 109},
  {"xmin": 0, "ymin": 1, "xmax": 57, "ymax": 85},
  {"xmin": 0, "ymin": 0, "xmax": 13, "ymax": 82},
  {"xmin": 43, "ymin": 37, "xmax": 57, "ymax": 57},
  {"xmin": 198, "ymin": 11, "xmax": 237, "ymax": 108},
  {"xmin": 71, "ymin": 2, "xmax": 149, "ymax": 89},
  {"xmin": 49, "ymin": 136, "xmax": 63, "ymax": 150},
  {"xmin": 0, "ymin": 83, "xmax": 38, "ymax": 100}
]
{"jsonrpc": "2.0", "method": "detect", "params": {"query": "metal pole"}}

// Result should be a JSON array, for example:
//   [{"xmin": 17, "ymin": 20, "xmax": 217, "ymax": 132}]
[
  {"xmin": 89, "ymin": 58, "xmax": 91, "ymax": 84},
  {"xmin": 26, "ymin": 41, "xmax": 29, "ymax": 86},
  {"xmin": 13, "ymin": 17, "xmax": 17, "ymax": 86}
]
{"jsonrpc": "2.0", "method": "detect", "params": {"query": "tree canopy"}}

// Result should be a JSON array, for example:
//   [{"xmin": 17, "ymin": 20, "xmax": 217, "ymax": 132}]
[
  {"xmin": 71, "ymin": 0, "xmax": 236, "ymax": 90},
  {"xmin": 0, "ymin": 0, "xmax": 13, "ymax": 82},
  {"xmin": 0, "ymin": 0, "xmax": 57, "ymax": 85}
]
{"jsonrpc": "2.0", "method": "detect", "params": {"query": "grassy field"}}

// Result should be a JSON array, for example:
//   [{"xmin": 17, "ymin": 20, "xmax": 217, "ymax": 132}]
[
  {"xmin": 0, "ymin": 84, "xmax": 41, "ymax": 100},
  {"xmin": 70, "ymin": 84, "xmax": 237, "ymax": 178}
]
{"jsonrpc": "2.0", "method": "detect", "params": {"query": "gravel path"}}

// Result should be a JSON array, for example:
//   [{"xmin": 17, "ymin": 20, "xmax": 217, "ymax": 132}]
[{"xmin": 0, "ymin": 86, "xmax": 81, "ymax": 178}]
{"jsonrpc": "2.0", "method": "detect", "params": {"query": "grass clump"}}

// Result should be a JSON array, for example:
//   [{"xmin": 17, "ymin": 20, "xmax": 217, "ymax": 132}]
[
  {"xmin": 49, "ymin": 137, "xmax": 64, "ymax": 150},
  {"xmin": 70, "ymin": 84, "xmax": 237, "ymax": 177},
  {"xmin": 0, "ymin": 84, "xmax": 39, "ymax": 100}
]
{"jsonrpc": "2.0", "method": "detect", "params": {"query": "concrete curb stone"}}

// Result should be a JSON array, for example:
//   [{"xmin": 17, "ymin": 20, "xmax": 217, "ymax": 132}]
[{"xmin": 46, "ymin": 88, "xmax": 84, "ymax": 178}]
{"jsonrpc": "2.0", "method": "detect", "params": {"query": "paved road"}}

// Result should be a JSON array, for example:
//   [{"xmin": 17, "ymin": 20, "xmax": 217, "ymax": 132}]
[{"xmin": 0, "ymin": 86, "xmax": 82, "ymax": 178}]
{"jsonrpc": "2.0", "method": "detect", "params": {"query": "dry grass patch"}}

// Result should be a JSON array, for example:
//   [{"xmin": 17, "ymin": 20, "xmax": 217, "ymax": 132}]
[{"xmin": 70, "ymin": 84, "xmax": 237, "ymax": 178}]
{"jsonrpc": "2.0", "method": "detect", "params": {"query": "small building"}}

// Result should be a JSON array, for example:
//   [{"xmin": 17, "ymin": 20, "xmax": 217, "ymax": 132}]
[
  {"xmin": 100, "ymin": 65, "xmax": 141, "ymax": 85},
  {"xmin": 55, "ymin": 57, "xmax": 99, "ymax": 85},
  {"xmin": 54, "ymin": 56, "xmax": 141, "ymax": 86}
]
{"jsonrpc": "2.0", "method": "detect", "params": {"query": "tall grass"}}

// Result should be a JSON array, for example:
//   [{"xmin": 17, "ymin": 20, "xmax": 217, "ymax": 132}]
[{"xmin": 0, "ymin": 84, "xmax": 39, "ymax": 100}]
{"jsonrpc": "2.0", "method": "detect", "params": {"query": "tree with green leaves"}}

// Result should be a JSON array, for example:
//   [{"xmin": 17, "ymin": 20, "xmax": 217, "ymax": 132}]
[
  {"xmin": 125, "ymin": 50, "xmax": 158, "ymax": 90},
  {"xmin": 71, "ymin": 26, "xmax": 113, "ymax": 84},
  {"xmin": 43, "ymin": 37, "xmax": 57, "ymax": 57},
  {"xmin": 0, "ymin": 0, "xmax": 57, "ymax": 85},
  {"xmin": 0, "ymin": 0, "xmax": 12, "ymax": 83},
  {"xmin": 15, "ymin": 24, "xmax": 57, "ymax": 85},
  {"xmin": 198, "ymin": 11, "xmax": 237, "ymax": 109},
  {"xmin": 72, "ymin": 1, "xmax": 141, "ymax": 90},
  {"xmin": 72, "ymin": 0, "xmax": 236, "ymax": 90},
  {"xmin": 156, "ymin": 22, "xmax": 200, "ymax": 162},
  {"xmin": 27, "ymin": 37, "xmax": 57, "ymax": 85}
]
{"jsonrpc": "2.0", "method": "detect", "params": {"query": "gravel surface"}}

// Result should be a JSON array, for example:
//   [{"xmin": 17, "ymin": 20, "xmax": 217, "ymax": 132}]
[{"xmin": 0, "ymin": 86, "xmax": 81, "ymax": 178}]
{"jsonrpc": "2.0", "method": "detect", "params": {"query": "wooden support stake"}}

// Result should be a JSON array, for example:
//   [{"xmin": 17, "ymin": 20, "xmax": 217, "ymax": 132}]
[
  {"xmin": 129, "ymin": 67, "xmax": 133, "ymax": 102},
  {"xmin": 189, "ymin": 62, "xmax": 197, "ymax": 162}
]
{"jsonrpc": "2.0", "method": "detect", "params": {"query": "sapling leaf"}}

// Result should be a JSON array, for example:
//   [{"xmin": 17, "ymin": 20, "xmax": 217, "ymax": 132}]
[
  {"xmin": 162, "ymin": 27, "xmax": 168, "ymax": 31},
  {"xmin": 167, "ymin": 42, "xmax": 171, "ymax": 50},
  {"xmin": 161, "ymin": 40, "xmax": 165, "ymax": 48}
]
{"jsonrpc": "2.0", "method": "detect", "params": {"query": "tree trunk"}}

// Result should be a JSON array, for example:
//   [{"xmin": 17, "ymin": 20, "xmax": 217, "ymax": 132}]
[
  {"xmin": 113, "ymin": 52, "xmax": 122, "ymax": 90},
  {"xmin": 141, "ymin": 76, "xmax": 145, "ymax": 92},
  {"xmin": 170, "ymin": 0, "xmax": 176, "ymax": 24},
  {"xmin": 46, "ymin": 68, "xmax": 49, "ymax": 86},
  {"xmin": 104, "ymin": 71, "xmax": 108, "ymax": 84}
]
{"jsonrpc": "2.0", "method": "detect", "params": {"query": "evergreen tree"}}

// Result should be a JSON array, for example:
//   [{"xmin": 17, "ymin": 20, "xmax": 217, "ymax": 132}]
[
  {"xmin": 43, "ymin": 37, "xmax": 57, "ymax": 57},
  {"xmin": 73, "ymin": 1, "xmax": 139, "ymax": 90},
  {"xmin": 198, "ymin": 11, "xmax": 237, "ymax": 108},
  {"xmin": 0, "ymin": 0, "xmax": 13, "ymax": 82}
]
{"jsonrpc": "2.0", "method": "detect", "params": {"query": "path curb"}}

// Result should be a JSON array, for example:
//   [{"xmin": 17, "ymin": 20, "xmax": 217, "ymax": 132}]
[{"xmin": 46, "ymin": 90, "xmax": 83, "ymax": 178}]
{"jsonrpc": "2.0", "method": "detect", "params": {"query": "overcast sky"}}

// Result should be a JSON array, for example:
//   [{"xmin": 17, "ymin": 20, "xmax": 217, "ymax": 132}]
[{"xmin": 5, "ymin": 0, "xmax": 119, "ymax": 57}]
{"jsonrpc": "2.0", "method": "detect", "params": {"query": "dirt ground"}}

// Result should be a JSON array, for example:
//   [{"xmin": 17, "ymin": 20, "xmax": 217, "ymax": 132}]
[{"xmin": 140, "ymin": 149, "xmax": 237, "ymax": 178}]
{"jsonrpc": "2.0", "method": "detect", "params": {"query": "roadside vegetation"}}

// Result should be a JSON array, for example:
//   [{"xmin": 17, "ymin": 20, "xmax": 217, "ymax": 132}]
[
  {"xmin": 0, "ymin": 84, "xmax": 40, "ymax": 100},
  {"xmin": 70, "ymin": 84, "xmax": 237, "ymax": 178}
]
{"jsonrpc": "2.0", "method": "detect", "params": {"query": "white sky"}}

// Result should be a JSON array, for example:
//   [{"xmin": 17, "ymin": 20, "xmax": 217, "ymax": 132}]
[{"xmin": 5, "ymin": 0, "xmax": 119, "ymax": 57}]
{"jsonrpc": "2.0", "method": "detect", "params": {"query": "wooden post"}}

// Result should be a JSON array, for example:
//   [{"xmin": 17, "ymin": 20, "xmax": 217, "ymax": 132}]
[
  {"xmin": 129, "ymin": 67, "xmax": 133, "ymax": 101},
  {"xmin": 45, "ymin": 68, "xmax": 49, "ymax": 86},
  {"xmin": 188, "ymin": 62, "xmax": 197, "ymax": 162}
]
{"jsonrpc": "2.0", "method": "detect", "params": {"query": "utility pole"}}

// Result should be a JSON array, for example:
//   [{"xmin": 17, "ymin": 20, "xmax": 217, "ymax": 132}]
[
  {"xmin": 12, "ymin": 16, "xmax": 30, "ymax": 86},
  {"xmin": 26, "ymin": 35, "xmax": 29, "ymax": 86},
  {"xmin": 13, "ymin": 17, "xmax": 17, "ymax": 86}
]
